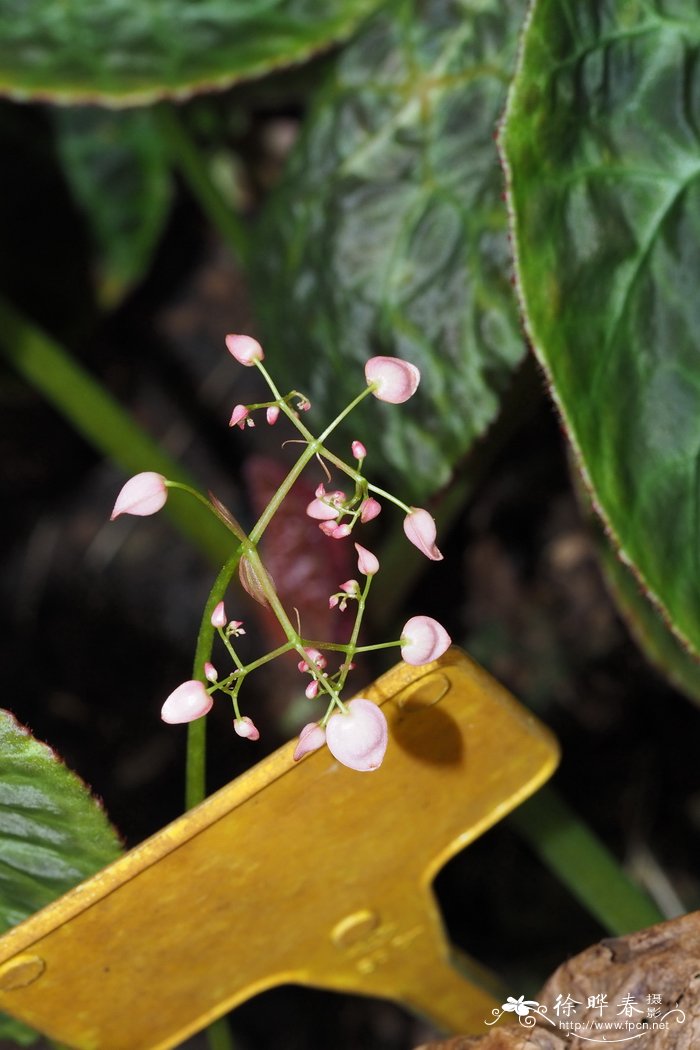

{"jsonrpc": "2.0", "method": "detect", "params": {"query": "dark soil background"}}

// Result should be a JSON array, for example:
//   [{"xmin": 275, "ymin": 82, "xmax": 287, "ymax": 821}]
[{"xmin": 1, "ymin": 100, "xmax": 699, "ymax": 1050}]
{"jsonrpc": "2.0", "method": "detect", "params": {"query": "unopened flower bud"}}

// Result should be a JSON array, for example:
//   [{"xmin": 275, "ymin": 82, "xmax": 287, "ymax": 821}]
[
  {"xmin": 403, "ymin": 507, "xmax": 443, "ymax": 561},
  {"xmin": 400, "ymin": 615, "xmax": 451, "ymax": 665},
  {"xmin": 305, "ymin": 679, "xmax": 320, "ymax": 699},
  {"xmin": 211, "ymin": 601, "xmax": 227, "ymax": 628},
  {"xmin": 352, "ymin": 440, "xmax": 367, "ymax": 460},
  {"xmin": 204, "ymin": 662, "xmax": 218, "ymax": 682},
  {"xmin": 225, "ymin": 334, "xmax": 264, "ymax": 366},
  {"xmin": 293, "ymin": 722, "xmax": 326, "ymax": 761},
  {"xmin": 331, "ymin": 523, "xmax": 352, "ymax": 539},
  {"xmin": 161, "ymin": 680, "xmax": 213, "ymax": 724},
  {"xmin": 266, "ymin": 405, "xmax": 280, "ymax": 425},
  {"xmin": 365, "ymin": 356, "xmax": 420, "ymax": 403},
  {"xmin": 360, "ymin": 497, "xmax": 381, "ymax": 523},
  {"xmin": 326, "ymin": 698, "xmax": 388, "ymax": 772},
  {"xmin": 234, "ymin": 716, "xmax": 260, "ymax": 740},
  {"xmin": 229, "ymin": 404, "xmax": 250, "ymax": 429},
  {"xmin": 355, "ymin": 543, "xmax": 379, "ymax": 576},
  {"xmin": 226, "ymin": 620, "xmax": 245, "ymax": 637},
  {"xmin": 111, "ymin": 472, "xmax": 168, "ymax": 520},
  {"xmin": 340, "ymin": 579, "xmax": 360, "ymax": 596}
]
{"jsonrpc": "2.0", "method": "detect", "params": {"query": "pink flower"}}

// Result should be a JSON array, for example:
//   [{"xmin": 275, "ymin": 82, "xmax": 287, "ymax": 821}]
[
  {"xmin": 204, "ymin": 662, "xmax": 218, "ymax": 682},
  {"xmin": 355, "ymin": 543, "xmax": 379, "ymax": 576},
  {"xmin": 234, "ymin": 716, "xmax": 260, "ymax": 741},
  {"xmin": 403, "ymin": 507, "xmax": 443, "ymax": 561},
  {"xmin": 266, "ymin": 406, "xmax": 280, "ymax": 425},
  {"xmin": 293, "ymin": 722, "xmax": 327, "ymax": 761},
  {"xmin": 298, "ymin": 649, "xmax": 327, "ymax": 673},
  {"xmin": 326, "ymin": 698, "xmax": 388, "ymax": 772},
  {"xmin": 307, "ymin": 497, "xmax": 340, "ymax": 521},
  {"xmin": 340, "ymin": 580, "xmax": 360, "ymax": 596},
  {"xmin": 161, "ymin": 680, "xmax": 213, "ymax": 724},
  {"xmin": 225, "ymin": 334, "xmax": 264, "ymax": 366},
  {"xmin": 110, "ymin": 472, "xmax": 168, "ymax": 520},
  {"xmin": 400, "ymin": 616, "xmax": 451, "ymax": 666},
  {"xmin": 211, "ymin": 601, "xmax": 227, "ymax": 628},
  {"xmin": 352, "ymin": 440, "xmax": 367, "ymax": 459},
  {"xmin": 360, "ymin": 497, "xmax": 382, "ymax": 523},
  {"xmin": 305, "ymin": 679, "xmax": 319, "ymax": 699},
  {"xmin": 229, "ymin": 404, "xmax": 250, "ymax": 429},
  {"xmin": 365, "ymin": 356, "xmax": 420, "ymax": 403}
]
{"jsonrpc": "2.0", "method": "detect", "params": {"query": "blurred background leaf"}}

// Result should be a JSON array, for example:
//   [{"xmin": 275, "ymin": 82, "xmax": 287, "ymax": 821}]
[
  {"xmin": 501, "ymin": 0, "xmax": 700, "ymax": 656},
  {"xmin": 253, "ymin": 0, "xmax": 527, "ymax": 501},
  {"xmin": 54, "ymin": 107, "xmax": 172, "ymax": 308},
  {"xmin": 0, "ymin": 0, "xmax": 382, "ymax": 106}
]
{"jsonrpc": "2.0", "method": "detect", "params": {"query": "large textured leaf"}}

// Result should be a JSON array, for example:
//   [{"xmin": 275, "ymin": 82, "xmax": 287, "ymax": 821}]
[
  {"xmin": 254, "ymin": 0, "xmax": 526, "ymax": 500},
  {"xmin": 0, "ymin": 0, "xmax": 380, "ymax": 106},
  {"xmin": 0, "ymin": 711, "xmax": 122, "ymax": 1041},
  {"xmin": 0, "ymin": 709, "xmax": 122, "ymax": 930},
  {"xmin": 500, "ymin": 1, "xmax": 700, "ymax": 656},
  {"xmin": 54, "ymin": 108, "xmax": 171, "ymax": 307}
]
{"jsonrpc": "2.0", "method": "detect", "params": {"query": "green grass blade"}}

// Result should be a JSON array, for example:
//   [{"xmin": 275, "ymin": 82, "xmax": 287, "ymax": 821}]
[
  {"xmin": 509, "ymin": 785, "xmax": 664, "ymax": 937},
  {"xmin": 0, "ymin": 296, "xmax": 234, "ymax": 565}
]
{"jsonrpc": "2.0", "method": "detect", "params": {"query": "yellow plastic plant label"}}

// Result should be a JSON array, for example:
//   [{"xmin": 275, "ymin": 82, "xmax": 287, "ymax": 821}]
[{"xmin": 0, "ymin": 649, "xmax": 558, "ymax": 1049}]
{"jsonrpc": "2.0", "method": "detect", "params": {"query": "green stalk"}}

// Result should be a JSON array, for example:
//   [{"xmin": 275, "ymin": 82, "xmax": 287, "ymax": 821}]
[
  {"xmin": 156, "ymin": 105, "xmax": 250, "ymax": 266},
  {"xmin": 509, "ymin": 785, "xmax": 664, "ymax": 936},
  {"xmin": 186, "ymin": 551, "xmax": 243, "ymax": 812}
]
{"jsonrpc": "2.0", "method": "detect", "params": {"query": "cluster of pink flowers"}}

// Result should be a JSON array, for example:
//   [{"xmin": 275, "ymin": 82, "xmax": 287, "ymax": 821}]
[{"xmin": 111, "ymin": 337, "xmax": 451, "ymax": 773}]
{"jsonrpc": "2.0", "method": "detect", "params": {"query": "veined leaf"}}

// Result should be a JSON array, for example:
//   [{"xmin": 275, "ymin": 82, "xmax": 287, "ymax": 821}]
[
  {"xmin": 0, "ymin": 710, "xmax": 122, "ymax": 1042},
  {"xmin": 254, "ymin": 0, "xmax": 527, "ymax": 500},
  {"xmin": 0, "ymin": 0, "xmax": 382, "ymax": 106},
  {"xmin": 54, "ymin": 108, "xmax": 172, "ymax": 307},
  {"xmin": 500, "ymin": 1, "xmax": 700, "ymax": 657}
]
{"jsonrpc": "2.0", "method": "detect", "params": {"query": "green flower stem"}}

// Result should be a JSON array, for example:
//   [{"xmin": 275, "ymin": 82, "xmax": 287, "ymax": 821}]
[
  {"xmin": 509, "ymin": 785, "xmax": 664, "ymax": 936},
  {"xmin": 336, "ymin": 576, "xmax": 372, "ymax": 693},
  {"xmin": 156, "ymin": 105, "xmax": 250, "ymax": 267},
  {"xmin": 186, "ymin": 549, "xmax": 243, "ymax": 812},
  {"xmin": 351, "ymin": 641, "xmax": 403, "ymax": 654},
  {"xmin": 240, "ymin": 641, "xmax": 296, "ymax": 674}
]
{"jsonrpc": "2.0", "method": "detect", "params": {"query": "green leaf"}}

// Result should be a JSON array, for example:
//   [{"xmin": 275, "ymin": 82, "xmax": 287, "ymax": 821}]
[
  {"xmin": 500, "ymin": 2, "xmax": 700, "ymax": 656},
  {"xmin": 593, "ymin": 509, "xmax": 700, "ymax": 706},
  {"xmin": 0, "ymin": 710, "xmax": 122, "ymax": 1044},
  {"xmin": 0, "ymin": 0, "xmax": 382, "ymax": 106},
  {"xmin": 53, "ymin": 108, "xmax": 172, "ymax": 307},
  {"xmin": 0, "ymin": 710, "xmax": 122, "ymax": 935},
  {"xmin": 253, "ymin": 0, "xmax": 527, "ymax": 500}
]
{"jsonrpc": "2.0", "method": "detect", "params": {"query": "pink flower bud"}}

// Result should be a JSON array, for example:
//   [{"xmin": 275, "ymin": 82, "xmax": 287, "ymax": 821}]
[
  {"xmin": 204, "ymin": 662, "xmax": 218, "ymax": 682},
  {"xmin": 360, "ymin": 497, "xmax": 382, "ymax": 523},
  {"xmin": 298, "ymin": 649, "xmax": 327, "ymax": 672},
  {"xmin": 331, "ymin": 523, "xmax": 351, "ymax": 539},
  {"xmin": 305, "ymin": 679, "xmax": 319, "ymax": 699},
  {"xmin": 352, "ymin": 440, "xmax": 367, "ymax": 459},
  {"xmin": 229, "ymin": 404, "xmax": 249, "ymax": 429},
  {"xmin": 293, "ymin": 722, "xmax": 327, "ymax": 761},
  {"xmin": 211, "ymin": 601, "xmax": 227, "ymax": 628},
  {"xmin": 329, "ymin": 595, "xmax": 339, "ymax": 609},
  {"xmin": 365, "ymin": 356, "xmax": 420, "ymax": 403},
  {"xmin": 225, "ymin": 334, "xmax": 264, "ymax": 366},
  {"xmin": 326, "ymin": 698, "xmax": 388, "ymax": 772},
  {"xmin": 234, "ymin": 716, "xmax": 260, "ymax": 740},
  {"xmin": 355, "ymin": 543, "xmax": 379, "ymax": 576},
  {"xmin": 306, "ymin": 497, "xmax": 340, "ymax": 521},
  {"xmin": 319, "ymin": 520, "xmax": 337, "ymax": 537},
  {"xmin": 266, "ymin": 406, "xmax": 280, "ymax": 425},
  {"xmin": 161, "ymin": 680, "xmax": 213, "ymax": 724},
  {"xmin": 110, "ymin": 472, "xmax": 168, "ymax": 520},
  {"xmin": 400, "ymin": 615, "xmax": 451, "ymax": 666},
  {"xmin": 340, "ymin": 579, "xmax": 360, "ymax": 596},
  {"xmin": 403, "ymin": 507, "xmax": 443, "ymax": 561}
]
